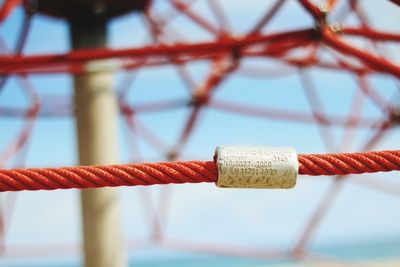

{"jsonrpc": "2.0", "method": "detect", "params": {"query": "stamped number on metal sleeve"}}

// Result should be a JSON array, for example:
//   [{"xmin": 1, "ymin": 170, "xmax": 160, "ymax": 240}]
[{"xmin": 215, "ymin": 146, "xmax": 298, "ymax": 189}]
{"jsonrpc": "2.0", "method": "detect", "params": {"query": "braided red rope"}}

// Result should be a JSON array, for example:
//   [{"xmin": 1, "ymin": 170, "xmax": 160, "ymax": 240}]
[
  {"xmin": 298, "ymin": 150, "xmax": 400, "ymax": 176},
  {"xmin": 0, "ymin": 150, "xmax": 399, "ymax": 191}
]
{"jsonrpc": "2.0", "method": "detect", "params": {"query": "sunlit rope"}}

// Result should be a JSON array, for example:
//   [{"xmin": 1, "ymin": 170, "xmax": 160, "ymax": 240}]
[{"xmin": 0, "ymin": 150, "xmax": 398, "ymax": 191}]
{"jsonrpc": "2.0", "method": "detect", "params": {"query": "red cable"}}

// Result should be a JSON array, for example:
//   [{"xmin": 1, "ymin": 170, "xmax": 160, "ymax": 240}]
[
  {"xmin": 298, "ymin": 150, "xmax": 400, "ymax": 176},
  {"xmin": 322, "ymin": 27, "xmax": 400, "ymax": 78},
  {"xmin": 0, "ymin": 0, "xmax": 21, "ymax": 23},
  {"xmin": 298, "ymin": 0, "xmax": 322, "ymax": 20},
  {"xmin": 341, "ymin": 27, "xmax": 400, "ymax": 42},
  {"xmin": 0, "ymin": 29, "xmax": 314, "ymax": 74},
  {"xmin": 0, "ymin": 150, "xmax": 399, "ymax": 192}
]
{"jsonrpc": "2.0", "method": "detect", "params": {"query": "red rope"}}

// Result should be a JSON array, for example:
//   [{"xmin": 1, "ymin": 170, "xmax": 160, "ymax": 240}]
[
  {"xmin": 0, "ymin": 29, "xmax": 314, "ymax": 74},
  {"xmin": 298, "ymin": 150, "xmax": 400, "ymax": 176},
  {"xmin": 0, "ymin": 150, "xmax": 399, "ymax": 192},
  {"xmin": 0, "ymin": 0, "xmax": 21, "ymax": 23}
]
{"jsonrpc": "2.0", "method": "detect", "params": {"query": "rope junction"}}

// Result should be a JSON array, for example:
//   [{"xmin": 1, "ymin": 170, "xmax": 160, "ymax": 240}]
[{"xmin": 0, "ymin": 150, "xmax": 399, "ymax": 191}]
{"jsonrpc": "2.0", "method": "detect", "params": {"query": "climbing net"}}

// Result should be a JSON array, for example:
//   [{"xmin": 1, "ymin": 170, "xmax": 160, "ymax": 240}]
[{"xmin": 0, "ymin": 0, "xmax": 400, "ymax": 264}]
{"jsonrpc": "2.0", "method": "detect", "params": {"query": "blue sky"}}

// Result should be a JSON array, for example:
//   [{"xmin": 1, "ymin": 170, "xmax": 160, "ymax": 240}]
[{"xmin": 0, "ymin": 0, "xmax": 400, "ymax": 265}]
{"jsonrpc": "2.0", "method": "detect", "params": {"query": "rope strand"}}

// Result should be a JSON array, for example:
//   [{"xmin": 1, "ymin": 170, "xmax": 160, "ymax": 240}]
[{"xmin": 0, "ymin": 150, "xmax": 399, "ymax": 191}]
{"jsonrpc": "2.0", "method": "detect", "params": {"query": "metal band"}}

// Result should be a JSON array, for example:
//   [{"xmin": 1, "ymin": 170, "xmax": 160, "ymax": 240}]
[{"xmin": 215, "ymin": 146, "xmax": 298, "ymax": 189}]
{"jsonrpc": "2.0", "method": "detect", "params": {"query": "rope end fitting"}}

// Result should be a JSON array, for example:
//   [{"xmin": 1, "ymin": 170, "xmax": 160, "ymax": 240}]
[{"xmin": 215, "ymin": 146, "xmax": 298, "ymax": 189}]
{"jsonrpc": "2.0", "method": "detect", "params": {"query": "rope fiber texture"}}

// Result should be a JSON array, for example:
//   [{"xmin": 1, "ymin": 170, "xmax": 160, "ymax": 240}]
[{"xmin": 0, "ymin": 150, "xmax": 399, "ymax": 191}]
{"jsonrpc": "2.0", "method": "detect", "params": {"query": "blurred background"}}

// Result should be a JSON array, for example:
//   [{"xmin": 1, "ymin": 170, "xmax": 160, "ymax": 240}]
[{"xmin": 0, "ymin": 0, "xmax": 400, "ymax": 266}]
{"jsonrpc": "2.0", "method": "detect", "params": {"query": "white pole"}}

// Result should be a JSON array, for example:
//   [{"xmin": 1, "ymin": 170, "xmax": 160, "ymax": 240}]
[{"xmin": 71, "ymin": 19, "xmax": 127, "ymax": 267}]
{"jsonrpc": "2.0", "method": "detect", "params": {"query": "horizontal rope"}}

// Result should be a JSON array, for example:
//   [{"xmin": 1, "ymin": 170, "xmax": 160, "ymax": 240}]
[
  {"xmin": 298, "ymin": 150, "xmax": 400, "ymax": 176},
  {"xmin": 0, "ymin": 150, "xmax": 399, "ymax": 191},
  {"xmin": 0, "ymin": 29, "xmax": 313, "ymax": 74}
]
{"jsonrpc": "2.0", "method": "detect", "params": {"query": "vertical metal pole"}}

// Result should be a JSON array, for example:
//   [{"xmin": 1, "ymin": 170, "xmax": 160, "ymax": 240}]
[{"xmin": 70, "ymin": 18, "xmax": 126, "ymax": 267}]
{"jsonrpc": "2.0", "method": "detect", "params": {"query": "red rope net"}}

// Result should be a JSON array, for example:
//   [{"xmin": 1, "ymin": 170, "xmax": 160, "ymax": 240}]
[{"xmin": 1, "ymin": 0, "xmax": 400, "ymax": 264}]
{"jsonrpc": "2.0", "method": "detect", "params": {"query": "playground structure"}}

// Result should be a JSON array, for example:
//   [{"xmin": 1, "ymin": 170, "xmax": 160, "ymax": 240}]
[{"xmin": 0, "ymin": 0, "xmax": 400, "ymax": 266}]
